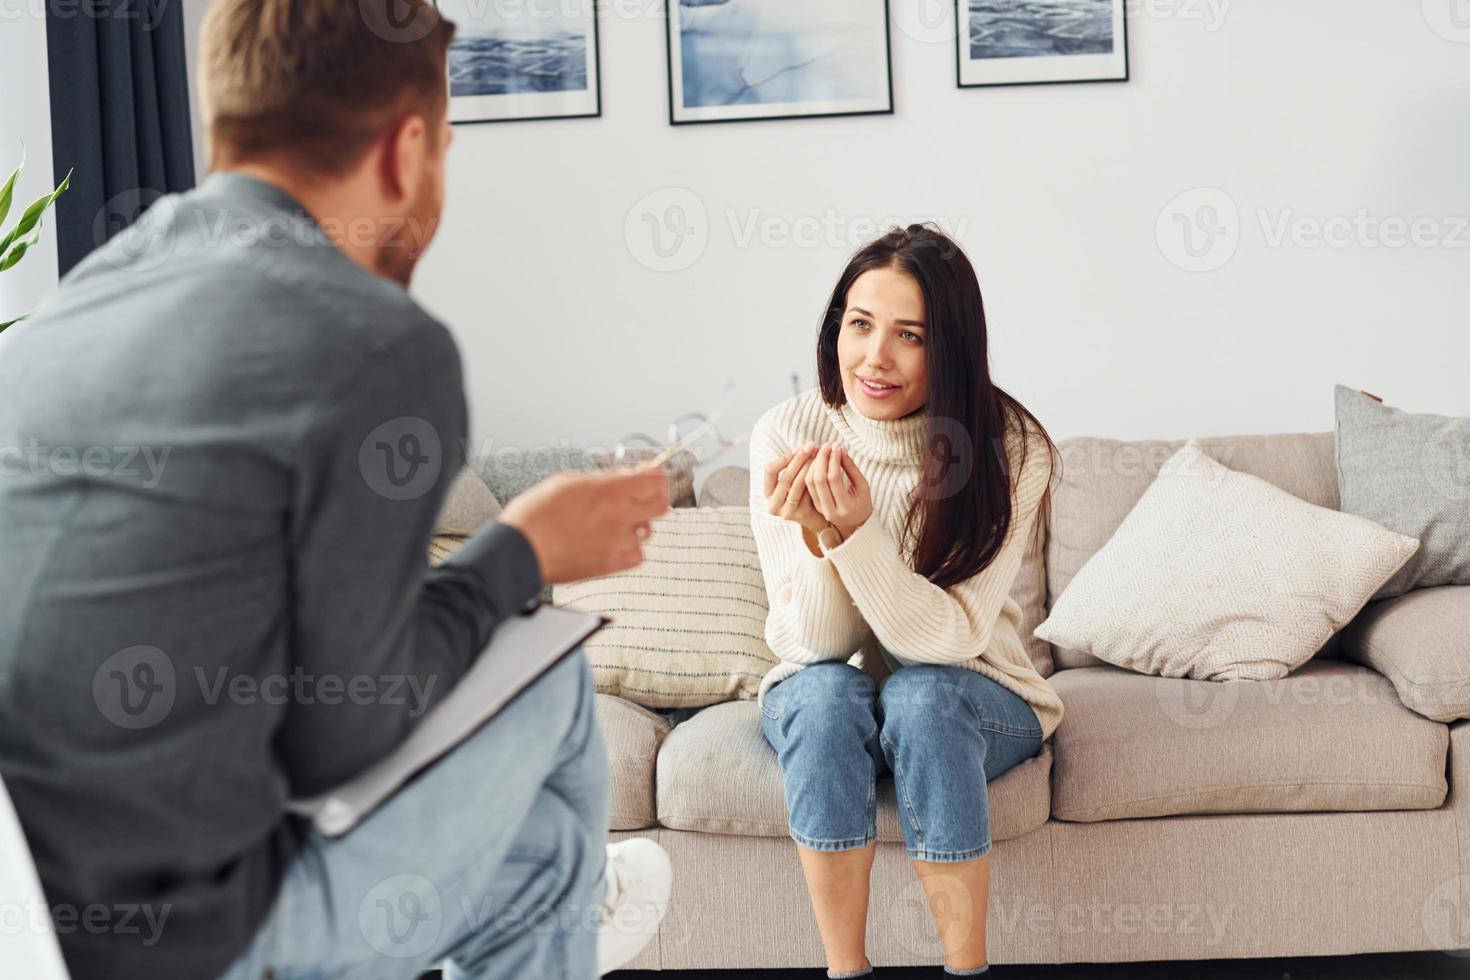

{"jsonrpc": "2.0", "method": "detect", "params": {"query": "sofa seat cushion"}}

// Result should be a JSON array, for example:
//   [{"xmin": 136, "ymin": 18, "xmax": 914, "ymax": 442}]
[
  {"xmin": 597, "ymin": 694, "xmax": 670, "ymax": 830},
  {"xmin": 654, "ymin": 700, "xmax": 1052, "ymax": 842},
  {"xmin": 1048, "ymin": 660, "xmax": 1449, "ymax": 822}
]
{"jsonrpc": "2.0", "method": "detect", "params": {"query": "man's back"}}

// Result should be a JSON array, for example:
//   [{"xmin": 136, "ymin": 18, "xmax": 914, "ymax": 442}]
[{"xmin": 0, "ymin": 172, "xmax": 535, "ymax": 979}]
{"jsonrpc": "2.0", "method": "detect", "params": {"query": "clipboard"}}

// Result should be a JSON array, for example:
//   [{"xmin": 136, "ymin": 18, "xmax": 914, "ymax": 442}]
[{"xmin": 289, "ymin": 602, "xmax": 610, "ymax": 838}]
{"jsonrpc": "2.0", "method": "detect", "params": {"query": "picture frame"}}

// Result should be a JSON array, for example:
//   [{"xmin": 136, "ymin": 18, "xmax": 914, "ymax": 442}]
[
  {"xmin": 436, "ymin": 0, "xmax": 601, "ymax": 125},
  {"xmin": 666, "ymin": 0, "xmax": 894, "ymax": 126},
  {"xmin": 956, "ymin": 0, "xmax": 1129, "ymax": 89}
]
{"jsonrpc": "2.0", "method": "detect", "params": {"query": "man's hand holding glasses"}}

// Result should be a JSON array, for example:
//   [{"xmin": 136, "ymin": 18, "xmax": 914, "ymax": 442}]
[
  {"xmin": 498, "ymin": 381, "xmax": 747, "ymax": 583},
  {"xmin": 497, "ymin": 470, "xmax": 669, "ymax": 584}
]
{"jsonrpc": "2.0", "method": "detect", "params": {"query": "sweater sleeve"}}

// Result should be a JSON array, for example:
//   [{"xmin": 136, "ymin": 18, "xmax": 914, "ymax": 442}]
[
  {"xmin": 819, "ymin": 428, "xmax": 1054, "ymax": 666},
  {"xmin": 748, "ymin": 412, "xmax": 869, "ymax": 665},
  {"xmin": 283, "ymin": 321, "xmax": 544, "ymax": 796}
]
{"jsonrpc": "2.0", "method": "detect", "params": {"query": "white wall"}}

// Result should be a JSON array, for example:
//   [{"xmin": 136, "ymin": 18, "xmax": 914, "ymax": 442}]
[
  {"xmin": 190, "ymin": 1, "xmax": 1470, "ymax": 483},
  {"xmin": 182, "ymin": 0, "xmax": 213, "ymax": 182},
  {"xmin": 0, "ymin": 8, "xmax": 59, "ymax": 325}
]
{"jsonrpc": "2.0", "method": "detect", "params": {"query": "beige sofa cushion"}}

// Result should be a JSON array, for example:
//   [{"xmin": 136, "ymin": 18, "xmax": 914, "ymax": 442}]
[
  {"xmin": 434, "ymin": 467, "xmax": 502, "ymax": 536},
  {"xmin": 697, "ymin": 465, "xmax": 749, "ymax": 508},
  {"xmin": 596, "ymin": 694, "xmax": 670, "ymax": 831},
  {"xmin": 1340, "ymin": 584, "xmax": 1470, "ymax": 722},
  {"xmin": 1047, "ymin": 431, "xmax": 1344, "ymax": 670},
  {"xmin": 1047, "ymin": 659, "xmax": 1449, "ymax": 822},
  {"xmin": 1035, "ymin": 439, "xmax": 1419, "ymax": 681},
  {"xmin": 655, "ymin": 700, "xmax": 1053, "ymax": 842}
]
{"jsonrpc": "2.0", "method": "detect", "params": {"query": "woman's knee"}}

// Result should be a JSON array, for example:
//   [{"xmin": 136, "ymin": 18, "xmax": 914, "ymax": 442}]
[
  {"xmin": 775, "ymin": 663, "xmax": 874, "ymax": 719},
  {"xmin": 766, "ymin": 663, "xmax": 876, "ymax": 745},
  {"xmin": 788, "ymin": 660, "xmax": 871, "ymax": 695},
  {"xmin": 878, "ymin": 665, "xmax": 973, "ymax": 742}
]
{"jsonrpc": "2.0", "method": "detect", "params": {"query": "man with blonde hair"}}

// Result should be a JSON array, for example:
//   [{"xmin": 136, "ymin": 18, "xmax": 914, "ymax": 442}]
[{"xmin": 0, "ymin": 1, "xmax": 671, "ymax": 977}]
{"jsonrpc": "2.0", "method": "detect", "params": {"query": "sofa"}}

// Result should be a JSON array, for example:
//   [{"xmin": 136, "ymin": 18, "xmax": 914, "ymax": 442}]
[{"xmin": 540, "ymin": 429, "xmax": 1468, "ymax": 970}]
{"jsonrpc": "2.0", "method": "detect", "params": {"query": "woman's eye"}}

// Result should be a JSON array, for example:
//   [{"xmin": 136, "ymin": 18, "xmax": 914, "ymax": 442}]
[
  {"xmin": 901, "ymin": 331, "xmax": 921, "ymax": 343},
  {"xmin": 850, "ymin": 319, "xmax": 870, "ymax": 330}
]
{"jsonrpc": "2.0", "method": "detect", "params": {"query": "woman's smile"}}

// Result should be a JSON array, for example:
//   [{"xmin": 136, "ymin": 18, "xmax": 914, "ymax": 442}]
[{"xmin": 855, "ymin": 374, "xmax": 902, "ymax": 400}]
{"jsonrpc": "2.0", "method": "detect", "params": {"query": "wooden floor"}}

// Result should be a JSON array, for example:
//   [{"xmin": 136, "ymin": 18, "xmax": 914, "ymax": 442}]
[{"xmin": 612, "ymin": 950, "xmax": 1466, "ymax": 979}]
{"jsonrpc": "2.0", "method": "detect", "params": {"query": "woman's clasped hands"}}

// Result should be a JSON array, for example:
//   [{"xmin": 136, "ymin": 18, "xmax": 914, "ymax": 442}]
[{"xmin": 762, "ymin": 442, "xmax": 873, "ymax": 544}]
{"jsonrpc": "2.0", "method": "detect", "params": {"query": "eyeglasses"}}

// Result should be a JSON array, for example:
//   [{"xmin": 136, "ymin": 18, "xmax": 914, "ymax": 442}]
[{"xmin": 611, "ymin": 380, "xmax": 748, "ymax": 471}]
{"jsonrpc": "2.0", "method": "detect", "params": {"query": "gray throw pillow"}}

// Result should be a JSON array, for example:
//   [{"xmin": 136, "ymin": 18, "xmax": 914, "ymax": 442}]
[
  {"xmin": 470, "ymin": 446, "xmax": 599, "ymax": 505},
  {"xmin": 1334, "ymin": 384, "xmax": 1470, "ymax": 598},
  {"xmin": 470, "ymin": 446, "xmax": 697, "ymax": 508}
]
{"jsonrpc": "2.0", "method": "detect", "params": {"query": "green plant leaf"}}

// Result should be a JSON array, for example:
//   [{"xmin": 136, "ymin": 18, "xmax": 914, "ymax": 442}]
[
  {"xmin": 0, "ymin": 236, "xmax": 34, "ymax": 271},
  {"xmin": 0, "ymin": 145, "xmax": 24, "ymax": 231},
  {"xmin": 4, "ymin": 194, "xmax": 49, "ymax": 244},
  {"xmin": 0, "ymin": 210, "xmax": 22, "ymax": 259},
  {"xmin": 0, "ymin": 168, "xmax": 69, "ymax": 264},
  {"xmin": 7, "ymin": 170, "xmax": 70, "ymax": 240},
  {"xmin": 0, "ymin": 215, "xmax": 49, "ymax": 271},
  {"xmin": 0, "ymin": 222, "xmax": 20, "ymax": 263},
  {"xmin": 0, "ymin": 312, "xmax": 26, "ymax": 333}
]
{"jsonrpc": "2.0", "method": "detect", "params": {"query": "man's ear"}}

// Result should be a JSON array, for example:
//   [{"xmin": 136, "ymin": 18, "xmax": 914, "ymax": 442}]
[{"xmin": 378, "ymin": 112, "xmax": 430, "ymax": 205}]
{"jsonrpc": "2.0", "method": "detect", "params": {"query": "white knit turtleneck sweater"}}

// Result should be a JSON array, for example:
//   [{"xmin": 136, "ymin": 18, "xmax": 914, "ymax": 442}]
[{"xmin": 747, "ymin": 388, "xmax": 1065, "ymax": 742}]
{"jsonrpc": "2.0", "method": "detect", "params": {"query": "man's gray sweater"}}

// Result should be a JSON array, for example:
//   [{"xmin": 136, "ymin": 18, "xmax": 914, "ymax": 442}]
[{"xmin": 0, "ymin": 172, "xmax": 543, "ymax": 980}]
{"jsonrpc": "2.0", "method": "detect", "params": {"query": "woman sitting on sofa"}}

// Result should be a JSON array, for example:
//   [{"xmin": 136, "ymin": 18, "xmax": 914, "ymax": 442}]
[{"xmin": 748, "ymin": 224, "xmax": 1066, "ymax": 979}]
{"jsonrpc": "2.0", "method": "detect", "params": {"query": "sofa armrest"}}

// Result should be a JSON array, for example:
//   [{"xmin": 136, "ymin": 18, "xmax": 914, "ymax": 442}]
[{"xmin": 1340, "ymin": 585, "xmax": 1470, "ymax": 723}]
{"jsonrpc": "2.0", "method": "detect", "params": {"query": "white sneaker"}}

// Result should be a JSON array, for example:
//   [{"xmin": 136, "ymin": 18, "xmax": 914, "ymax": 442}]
[{"xmin": 596, "ymin": 837, "xmax": 673, "ymax": 976}]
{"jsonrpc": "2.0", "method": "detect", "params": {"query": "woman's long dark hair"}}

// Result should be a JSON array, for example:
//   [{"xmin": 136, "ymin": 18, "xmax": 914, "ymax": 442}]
[{"xmin": 816, "ymin": 224, "xmax": 1058, "ymax": 591}]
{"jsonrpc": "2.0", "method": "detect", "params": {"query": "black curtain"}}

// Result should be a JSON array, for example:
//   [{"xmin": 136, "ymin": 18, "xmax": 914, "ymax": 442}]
[{"xmin": 46, "ymin": 0, "xmax": 197, "ymax": 278}]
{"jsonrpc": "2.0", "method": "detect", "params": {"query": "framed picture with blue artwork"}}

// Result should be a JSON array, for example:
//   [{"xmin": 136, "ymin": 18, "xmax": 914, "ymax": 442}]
[
  {"xmin": 666, "ymin": 0, "xmax": 893, "ymax": 125},
  {"xmin": 956, "ymin": 0, "xmax": 1128, "ymax": 88},
  {"xmin": 436, "ymin": 0, "xmax": 601, "ymax": 124}
]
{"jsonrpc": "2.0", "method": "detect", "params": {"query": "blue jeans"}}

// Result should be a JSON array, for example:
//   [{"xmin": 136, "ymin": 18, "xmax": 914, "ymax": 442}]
[
  {"xmin": 760, "ymin": 662, "xmax": 1044, "ymax": 863},
  {"xmin": 216, "ymin": 647, "xmax": 611, "ymax": 980}
]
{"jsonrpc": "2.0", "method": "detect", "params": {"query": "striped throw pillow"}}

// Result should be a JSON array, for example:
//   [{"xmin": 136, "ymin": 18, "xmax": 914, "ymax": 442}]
[
  {"xmin": 427, "ymin": 534, "xmax": 465, "ymax": 567},
  {"xmin": 552, "ymin": 506, "xmax": 777, "ymax": 708}
]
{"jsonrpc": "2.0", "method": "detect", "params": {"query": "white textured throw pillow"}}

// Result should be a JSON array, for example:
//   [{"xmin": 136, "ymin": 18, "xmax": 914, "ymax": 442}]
[
  {"xmin": 1033, "ymin": 439, "xmax": 1420, "ymax": 681},
  {"xmin": 553, "ymin": 506, "xmax": 778, "ymax": 707}
]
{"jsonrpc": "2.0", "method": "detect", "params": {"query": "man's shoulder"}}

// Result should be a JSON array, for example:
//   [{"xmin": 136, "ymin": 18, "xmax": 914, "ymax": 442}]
[
  {"xmin": 11, "ymin": 191, "xmax": 460, "ymax": 439},
  {"xmin": 61, "ymin": 182, "xmax": 451, "ymax": 365}
]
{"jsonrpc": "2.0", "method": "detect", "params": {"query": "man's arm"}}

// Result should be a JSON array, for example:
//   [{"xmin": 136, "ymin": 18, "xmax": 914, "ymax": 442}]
[{"xmin": 279, "ymin": 320, "xmax": 542, "ymax": 798}]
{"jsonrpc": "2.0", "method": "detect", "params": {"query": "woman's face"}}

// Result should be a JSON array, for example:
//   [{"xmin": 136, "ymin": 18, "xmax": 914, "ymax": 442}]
[{"xmin": 836, "ymin": 266, "xmax": 928, "ymax": 421}]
